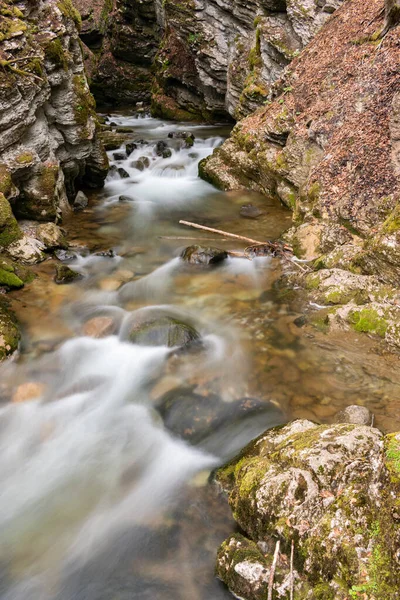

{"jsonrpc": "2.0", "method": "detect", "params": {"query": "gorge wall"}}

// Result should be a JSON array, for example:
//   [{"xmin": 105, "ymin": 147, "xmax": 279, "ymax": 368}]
[
  {"xmin": 201, "ymin": 0, "xmax": 400, "ymax": 348},
  {"xmin": 0, "ymin": 0, "xmax": 108, "ymax": 358},
  {"xmin": 73, "ymin": 0, "xmax": 344, "ymax": 120}
]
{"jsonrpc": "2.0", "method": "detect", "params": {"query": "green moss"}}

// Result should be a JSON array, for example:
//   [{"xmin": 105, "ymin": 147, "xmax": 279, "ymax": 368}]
[
  {"xmin": 15, "ymin": 151, "xmax": 34, "ymax": 165},
  {"xmin": 44, "ymin": 38, "xmax": 68, "ymax": 70},
  {"xmin": 0, "ymin": 14, "xmax": 26, "ymax": 43},
  {"xmin": 0, "ymin": 164, "xmax": 14, "ymax": 197},
  {"xmin": 0, "ymin": 296, "xmax": 20, "ymax": 361},
  {"xmin": 348, "ymin": 307, "xmax": 388, "ymax": 338},
  {"xmin": 73, "ymin": 74, "xmax": 95, "ymax": 131},
  {"xmin": 57, "ymin": 0, "xmax": 81, "ymax": 28},
  {"xmin": 382, "ymin": 204, "xmax": 400, "ymax": 234},
  {"xmin": 0, "ymin": 193, "xmax": 22, "ymax": 247},
  {"xmin": 385, "ymin": 434, "xmax": 400, "ymax": 484},
  {"xmin": 0, "ymin": 268, "xmax": 23, "ymax": 289}
]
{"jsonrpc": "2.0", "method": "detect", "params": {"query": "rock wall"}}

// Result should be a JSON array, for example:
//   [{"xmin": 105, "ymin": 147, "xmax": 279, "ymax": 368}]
[
  {"xmin": 74, "ymin": 0, "xmax": 162, "ymax": 107},
  {"xmin": 71, "ymin": 0, "xmax": 343, "ymax": 119},
  {"xmin": 200, "ymin": 0, "xmax": 400, "ymax": 347},
  {"xmin": 0, "ymin": 0, "xmax": 108, "ymax": 227},
  {"xmin": 152, "ymin": 0, "xmax": 344, "ymax": 121}
]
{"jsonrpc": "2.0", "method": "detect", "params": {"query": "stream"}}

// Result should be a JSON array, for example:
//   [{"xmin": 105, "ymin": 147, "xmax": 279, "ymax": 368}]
[{"xmin": 1, "ymin": 114, "xmax": 400, "ymax": 600}]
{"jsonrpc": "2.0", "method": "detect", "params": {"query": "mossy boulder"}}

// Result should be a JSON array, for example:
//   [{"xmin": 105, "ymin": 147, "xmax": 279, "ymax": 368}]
[
  {"xmin": 215, "ymin": 420, "xmax": 400, "ymax": 599},
  {"xmin": 0, "ymin": 296, "xmax": 20, "ymax": 361},
  {"xmin": 0, "ymin": 268, "xmax": 24, "ymax": 289},
  {"xmin": 54, "ymin": 264, "xmax": 83, "ymax": 284},
  {"xmin": 0, "ymin": 193, "xmax": 23, "ymax": 248}
]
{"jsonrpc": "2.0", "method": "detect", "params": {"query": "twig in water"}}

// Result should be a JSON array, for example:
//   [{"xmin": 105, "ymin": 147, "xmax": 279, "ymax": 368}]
[
  {"xmin": 268, "ymin": 540, "xmax": 280, "ymax": 600},
  {"xmin": 179, "ymin": 220, "xmax": 293, "ymax": 253},
  {"xmin": 290, "ymin": 539, "xmax": 294, "ymax": 600}
]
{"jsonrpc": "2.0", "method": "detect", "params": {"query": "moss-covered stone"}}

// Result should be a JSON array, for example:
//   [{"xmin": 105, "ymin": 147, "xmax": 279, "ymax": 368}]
[
  {"xmin": 348, "ymin": 307, "xmax": 388, "ymax": 337},
  {"xmin": 0, "ymin": 296, "xmax": 20, "ymax": 361},
  {"xmin": 0, "ymin": 192, "xmax": 23, "ymax": 248},
  {"xmin": 0, "ymin": 268, "xmax": 24, "ymax": 289},
  {"xmin": 216, "ymin": 420, "xmax": 400, "ymax": 599}
]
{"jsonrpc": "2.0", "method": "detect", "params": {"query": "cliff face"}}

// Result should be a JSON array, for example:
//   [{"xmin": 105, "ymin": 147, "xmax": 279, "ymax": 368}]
[
  {"xmin": 74, "ymin": 0, "xmax": 162, "ymax": 106},
  {"xmin": 0, "ymin": 0, "xmax": 108, "ymax": 226},
  {"xmin": 72, "ymin": 0, "xmax": 343, "ymax": 119},
  {"xmin": 152, "ymin": 0, "xmax": 344, "ymax": 121},
  {"xmin": 201, "ymin": 0, "xmax": 400, "ymax": 348}
]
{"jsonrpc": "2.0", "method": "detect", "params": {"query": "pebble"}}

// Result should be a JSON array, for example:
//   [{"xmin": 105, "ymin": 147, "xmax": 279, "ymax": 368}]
[
  {"xmin": 83, "ymin": 317, "xmax": 116, "ymax": 338},
  {"xmin": 12, "ymin": 382, "xmax": 45, "ymax": 403}
]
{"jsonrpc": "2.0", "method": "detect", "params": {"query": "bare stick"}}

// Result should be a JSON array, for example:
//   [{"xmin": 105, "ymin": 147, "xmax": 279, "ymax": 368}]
[
  {"xmin": 179, "ymin": 220, "xmax": 265, "ymax": 246},
  {"xmin": 158, "ymin": 236, "xmax": 229, "ymax": 241},
  {"xmin": 290, "ymin": 540, "xmax": 294, "ymax": 600},
  {"xmin": 267, "ymin": 540, "xmax": 280, "ymax": 600}
]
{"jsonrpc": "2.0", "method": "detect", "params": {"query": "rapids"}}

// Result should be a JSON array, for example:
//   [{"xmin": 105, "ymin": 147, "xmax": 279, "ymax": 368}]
[{"xmin": 2, "ymin": 114, "xmax": 400, "ymax": 599}]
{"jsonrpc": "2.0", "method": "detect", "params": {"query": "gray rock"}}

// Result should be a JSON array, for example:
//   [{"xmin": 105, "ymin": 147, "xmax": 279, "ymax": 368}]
[
  {"xmin": 73, "ymin": 191, "xmax": 89, "ymax": 211},
  {"xmin": 181, "ymin": 245, "xmax": 228, "ymax": 266},
  {"xmin": 335, "ymin": 405, "xmax": 373, "ymax": 426}
]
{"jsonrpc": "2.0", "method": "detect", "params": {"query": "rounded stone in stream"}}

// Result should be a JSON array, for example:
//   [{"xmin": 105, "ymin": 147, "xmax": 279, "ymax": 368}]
[
  {"xmin": 113, "ymin": 151, "xmax": 127, "ymax": 161},
  {"xmin": 156, "ymin": 389, "xmax": 283, "ymax": 446},
  {"xmin": 54, "ymin": 264, "xmax": 83, "ymax": 284},
  {"xmin": 125, "ymin": 142, "xmax": 137, "ymax": 156},
  {"xmin": 73, "ymin": 190, "xmax": 88, "ymax": 211},
  {"xmin": 334, "ymin": 404, "xmax": 373, "ymax": 426},
  {"xmin": 162, "ymin": 148, "xmax": 172, "ymax": 158},
  {"xmin": 131, "ymin": 157, "xmax": 150, "ymax": 171},
  {"xmin": 127, "ymin": 316, "xmax": 200, "ymax": 349},
  {"xmin": 155, "ymin": 141, "xmax": 168, "ymax": 156},
  {"xmin": 168, "ymin": 131, "xmax": 195, "ymax": 141},
  {"xmin": 181, "ymin": 245, "xmax": 228, "ymax": 266},
  {"xmin": 117, "ymin": 167, "xmax": 130, "ymax": 179},
  {"xmin": 240, "ymin": 204, "xmax": 264, "ymax": 219},
  {"xmin": 54, "ymin": 248, "xmax": 77, "ymax": 262}
]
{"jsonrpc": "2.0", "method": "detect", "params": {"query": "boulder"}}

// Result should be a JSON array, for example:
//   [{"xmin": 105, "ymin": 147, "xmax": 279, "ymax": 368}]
[
  {"xmin": 335, "ymin": 405, "xmax": 373, "ymax": 426},
  {"xmin": 216, "ymin": 420, "xmax": 400, "ymax": 599},
  {"xmin": 117, "ymin": 167, "xmax": 130, "ymax": 179},
  {"xmin": 125, "ymin": 142, "xmax": 137, "ymax": 156},
  {"xmin": 73, "ymin": 191, "xmax": 89, "ymax": 211},
  {"xmin": 36, "ymin": 223, "xmax": 68, "ymax": 250},
  {"xmin": 131, "ymin": 157, "xmax": 150, "ymax": 171},
  {"xmin": 181, "ymin": 245, "xmax": 228, "ymax": 266},
  {"xmin": 0, "ymin": 268, "xmax": 24, "ymax": 290},
  {"xmin": 6, "ymin": 236, "xmax": 46, "ymax": 265},
  {"xmin": 155, "ymin": 141, "xmax": 168, "ymax": 156},
  {"xmin": 113, "ymin": 151, "xmax": 127, "ymax": 161}
]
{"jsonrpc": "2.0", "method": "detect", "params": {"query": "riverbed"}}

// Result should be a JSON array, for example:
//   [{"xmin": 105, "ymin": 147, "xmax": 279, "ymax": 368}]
[{"xmin": 1, "ymin": 114, "xmax": 400, "ymax": 600}]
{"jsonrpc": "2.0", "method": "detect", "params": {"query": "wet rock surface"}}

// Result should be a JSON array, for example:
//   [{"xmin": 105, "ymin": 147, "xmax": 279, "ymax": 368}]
[
  {"xmin": 181, "ymin": 245, "xmax": 228, "ymax": 266},
  {"xmin": 54, "ymin": 264, "xmax": 83, "ymax": 285}
]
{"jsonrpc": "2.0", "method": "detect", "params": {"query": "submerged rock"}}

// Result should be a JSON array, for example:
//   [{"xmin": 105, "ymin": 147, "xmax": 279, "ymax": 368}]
[
  {"xmin": 216, "ymin": 420, "xmax": 400, "ymax": 599},
  {"xmin": 126, "ymin": 316, "xmax": 200, "ymax": 349},
  {"xmin": 181, "ymin": 245, "xmax": 228, "ymax": 266},
  {"xmin": 157, "ymin": 390, "xmax": 284, "ymax": 447},
  {"xmin": 54, "ymin": 265, "xmax": 83, "ymax": 285},
  {"xmin": 113, "ymin": 151, "xmax": 127, "ymax": 161},
  {"xmin": 83, "ymin": 317, "xmax": 116, "ymax": 339},
  {"xmin": 240, "ymin": 204, "xmax": 264, "ymax": 219}
]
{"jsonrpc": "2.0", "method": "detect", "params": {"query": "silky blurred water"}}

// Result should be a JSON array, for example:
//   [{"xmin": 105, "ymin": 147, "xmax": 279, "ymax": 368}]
[{"xmin": 1, "ymin": 114, "xmax": 400, "ymax": 600}]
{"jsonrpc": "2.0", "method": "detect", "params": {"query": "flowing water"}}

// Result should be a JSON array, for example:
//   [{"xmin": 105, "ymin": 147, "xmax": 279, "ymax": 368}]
[{"xmin": 2, "ymin": 114, "xmax": 400, "ymax": 599}]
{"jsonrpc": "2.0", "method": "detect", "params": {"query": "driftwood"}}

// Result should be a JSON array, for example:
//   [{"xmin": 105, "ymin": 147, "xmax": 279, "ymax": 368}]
[
  {"xmin": 178, "ymin": 219, "xmax": 311, "ymax": 272},
  {"xmin": 179, "ymin": 220, "xmax": 293, "ymax": 254},
  {"xmin": 268, "ymin": 540, "xmax": 280, "ymax": 600}
]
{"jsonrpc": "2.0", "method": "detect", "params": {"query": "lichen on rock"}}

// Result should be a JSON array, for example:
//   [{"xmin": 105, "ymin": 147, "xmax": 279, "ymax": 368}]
[{"xmin": 215, "ymin": 419, "xmax": 400, "ymax": 599}]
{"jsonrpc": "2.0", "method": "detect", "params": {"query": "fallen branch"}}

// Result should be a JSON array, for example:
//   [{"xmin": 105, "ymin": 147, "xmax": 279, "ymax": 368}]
[
  {"xmin": 159, "ymin": 236, "xmax": 229, "ymax": 242},
  {"xmin": 179, "ymin": 220, "xmax": 292, "ymax": 253},
  {"xmin": 268, "ymin": 540, "xmax": 280, "ymax": 600}
]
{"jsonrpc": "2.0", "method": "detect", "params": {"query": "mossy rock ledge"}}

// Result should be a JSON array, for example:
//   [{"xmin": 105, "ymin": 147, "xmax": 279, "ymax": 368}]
[{"xmin": 215, "ymin": 419, "xmax": 400, "ymax": 599}]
